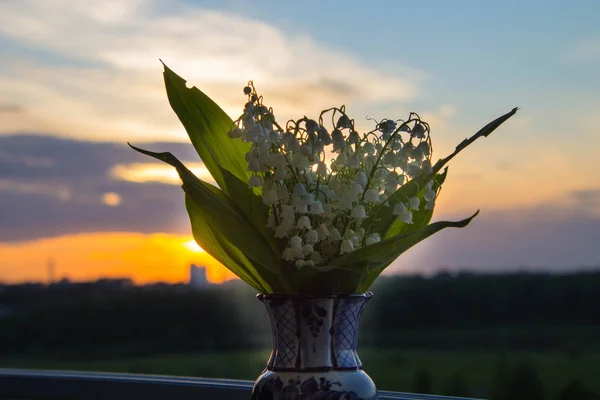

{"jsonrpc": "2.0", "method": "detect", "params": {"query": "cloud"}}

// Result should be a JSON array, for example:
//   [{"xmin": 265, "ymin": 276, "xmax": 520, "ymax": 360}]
[
  {"xmin": 0, "ymin": 134, "xmax": 201, "ymax": 241},
  {"xmin": 0, "ymin": 0, "xmax": 422, "ymax": 142},
  {"xmin": 0, "ymin": 104, "xmax": 24, "ymax": 113}
]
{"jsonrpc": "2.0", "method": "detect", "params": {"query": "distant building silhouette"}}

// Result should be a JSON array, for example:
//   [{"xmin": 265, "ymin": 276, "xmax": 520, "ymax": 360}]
[{"xmin": 189, "ymin": 264, "xmax": 210, "ymax": 288}]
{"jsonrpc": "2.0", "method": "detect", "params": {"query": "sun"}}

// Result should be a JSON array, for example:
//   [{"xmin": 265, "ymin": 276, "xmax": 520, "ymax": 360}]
[{"xmin": 183, "ymin": 239, "xmax": 204, "ymax": 253}]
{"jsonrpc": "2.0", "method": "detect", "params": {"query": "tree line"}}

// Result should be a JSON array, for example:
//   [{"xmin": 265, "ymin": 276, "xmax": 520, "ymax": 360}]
[{"xmin": 1, "ymin": 271, "xmax": 599, "ymax": 357}]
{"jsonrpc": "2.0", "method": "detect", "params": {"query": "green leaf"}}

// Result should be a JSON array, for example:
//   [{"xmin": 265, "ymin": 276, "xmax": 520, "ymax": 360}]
[
  {"xmin": 219, "ymin": 167, "xmax": 279, "ymax": 255},
  {"xmin": 332, "ymin": 211, "xmax": 480, "ymax": 272},
  {"xmin": 162, "ymin": 62, "xmax": 251, "ymax": 192},
  {"xmin": 384, "ymin": 167, "xmax": 448, "ymax": 239},
  {"xmin": 432, "ymin": 107, "xmax": 518, "ymax": 174},
  {"xmin": 127, "ymin": 144, "xmax": 287, "ymax": 288},
  {"xmin": 184, "ymin": 194, "xmax": 273, "ymax": 293}
]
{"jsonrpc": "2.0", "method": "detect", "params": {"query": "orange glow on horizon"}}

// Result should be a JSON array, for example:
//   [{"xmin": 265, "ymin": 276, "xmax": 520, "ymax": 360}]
[
  {"xmin": 182, "ymin": 239, "xmax": 204, "ymax": 253},
  {"xmin": 0, "ymin": 232, "xmax": 238, "ymax": 285}
]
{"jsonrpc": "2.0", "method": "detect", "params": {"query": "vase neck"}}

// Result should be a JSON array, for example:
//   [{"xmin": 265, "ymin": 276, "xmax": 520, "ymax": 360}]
[{"xmin": 259, "ymin": 294, "xmax": 371, "ymax": 372}]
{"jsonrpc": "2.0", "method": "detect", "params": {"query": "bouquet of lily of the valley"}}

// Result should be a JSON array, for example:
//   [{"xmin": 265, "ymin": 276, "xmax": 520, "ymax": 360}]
[{"xmin": 131, "ymin": 63, "xmax": 517, "ymax": 294}]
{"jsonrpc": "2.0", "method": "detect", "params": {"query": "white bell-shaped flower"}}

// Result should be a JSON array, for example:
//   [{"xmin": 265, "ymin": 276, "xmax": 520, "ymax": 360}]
[
  {"xmin": 421, "ymin": 160, "xmax": 433, "ymax": 175},
  {"xmin": 357, "ymin": 227, "xmax": 365, "ymax": 240},
  {"xmin": 336, "ymin": 153, "xmax": 348, "ymax": 166},
  {"xmin": 304, "ymin": 229, "xmax": 319, "ymax": 244},
  {"xmin": 300, "ymin": 144, "xmax": 312, "ymax": 157},
  {"xmin": 407, "ymin": 162, "xmax": 421, "ymax": 178},
  {"xmin": 248, "ymin": 175, "xmax": 263, "ymax": 188},
  {"xmin": 364, "ymin": 189, "xmax": 380, "ymax": 203},
  {"xmin": 409, "ymin": 196, "xmax": 420, "ymax": 210},
  {"xmin": 350, "ymin": 182, "xmax": 363, "ymax": 195},
  {"xmin": 269, "ymin": 153, "xmax": 286, "ymax": 168},
  {"xmin": 293, "ymin": 183, "xmax": 307, "ymax": 197},
  {"xmin": 228, "ymin": 127, "xmax": 243, "ymax": 138},
  {"xmin": 272, "ymin": 167, "xmax": 288, "ymax": 180},
  {"xmin": 398, "ymin": 210, "xmax": 413, "ymax": 224},
  {"xmin": 351, "ymin": 205, "xmax": 367, "ymax": 220},
  {"xmin": 305, "ymin": 260, "xmax": 315, "ymax": 267},
  {"xmin": 423, "ymin": 187, "xmax": 436, "ymax": 201},
  {"xmin": 295, "ymin": 204, "xmax": 308, "ymax": 214},
  {"xmin": 290, "ymin": 235, "xmax": 302, "ymax": 246},
  {"xmin": 246, "ymin": 125, "xmax": 262, "ymax": 142},
  {"xmin": 355, "ymin": 171, "xmax": 368, "ymax": 187},
  {"xmin": 295, "ymin": 259, "xmax": 306, "ymax": 268},
  {"xmin": 363, "ymin": 142, "xmax": 375, "ymax": 154},
  {"xmin": 348, "ymin": 155, "xmax": 360, "ymax": 168},
  {"xmin": 309, "ymin": 200, "xmax": 324, "ymax": 215},
  {"xmin": 297, "ymin": 216, "xmax": 312, "ymax": 230},
  {"xmin": 282, "ymin": 247, "xmax": 295, "ymax": 261},
  {"xmin": 365, "ymin": 233, "xmax": 381, "ymax": 246},
  {"xmin": 348, "ymin": 130, "xmax": 360, "ymax": 144},
  {"xmin": 393, "ymin": 202, "xmax": 407, "ymax": 215},
  {"xmin": 425, "ymin": 199, "xmax": 435, "ymax": 210},
  {"xmin": 302, "ymin": 193, "xmax": 315, "ymax": 206},
  {"xmin": 332, "ymin": 129, "xmax": 345, "ymax": 151},
  {"xmin": 302, "ymin": 244, "xmax": 313, "ymax": 256},
  {"xmin": 316, "ymin": 161, "xmax": 328, "ymax": 176},
  {"xmin": 269, "ymin": 130, "xmax": 281, "ymax": 143},
  {"xmin": 291, "ymin": 153, "xmax": 309, "ymax": 169},
  {"xmin": 329, "ymin": 177, "xmax": 342, "ymax": 192},
  {"xmin": 339, "ymin": 239, "xmax": 355, "ymax": 254}
]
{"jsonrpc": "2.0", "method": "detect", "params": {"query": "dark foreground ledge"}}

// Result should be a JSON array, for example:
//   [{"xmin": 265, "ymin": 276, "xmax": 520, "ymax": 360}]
[{"xmin": 0, "ymin": 368, "xmax": 484, "ymax": 400}]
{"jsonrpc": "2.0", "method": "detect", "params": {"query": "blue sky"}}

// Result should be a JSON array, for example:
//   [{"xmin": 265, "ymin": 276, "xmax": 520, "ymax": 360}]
[{"xmin": 0, "ymin": 0, "xmax": 599, "ymax": 282}]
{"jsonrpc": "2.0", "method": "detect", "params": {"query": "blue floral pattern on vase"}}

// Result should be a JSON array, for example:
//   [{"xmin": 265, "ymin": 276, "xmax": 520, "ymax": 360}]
[{"xmin": 252, "ymin": 293, "xmax": 377, "ymax": 400}]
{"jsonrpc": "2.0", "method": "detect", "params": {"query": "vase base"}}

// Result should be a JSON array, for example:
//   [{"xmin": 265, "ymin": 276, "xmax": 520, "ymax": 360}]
[{"xmin": 252, "ymin": 369, "xmax": 377, "ymax": 400}]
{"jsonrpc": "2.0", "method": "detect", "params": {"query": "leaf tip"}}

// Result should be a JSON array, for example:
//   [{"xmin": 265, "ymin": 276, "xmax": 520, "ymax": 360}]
[
  {"xmin": 127, "ymin": 142, "xmax": 141, "ymax": 152},
  {"xmin": 467, "ymin": 209, "xmax": 480, "ymax": 222}
]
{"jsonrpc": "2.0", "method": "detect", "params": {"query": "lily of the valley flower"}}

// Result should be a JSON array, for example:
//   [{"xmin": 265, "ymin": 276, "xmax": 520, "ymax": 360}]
[{"xmin": 231, "ymin": 81, "xmax": 434, "ymax": 266}]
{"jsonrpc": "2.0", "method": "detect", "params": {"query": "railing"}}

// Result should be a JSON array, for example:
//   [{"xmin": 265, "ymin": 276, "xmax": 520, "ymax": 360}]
[{"xmin": 0, "ymin": 369, "xmax": 484, "ymax": 400}]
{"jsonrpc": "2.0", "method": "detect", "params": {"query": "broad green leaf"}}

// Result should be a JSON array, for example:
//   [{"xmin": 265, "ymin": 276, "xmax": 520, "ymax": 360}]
[
  {"xmin": 384, "ymin": 167, "xmax": 448, "ymax": 239},
  {"xmin": 219, "ymin": 167, "xmax": 279, "ymax": 255},
  {"xmin": 332, "ymin": 211, "xmax": 479, "ymax": 272},
  {"xmin": 162, "ymin": 63, "xmax": 251, "ymax": 192},
  {"xmin": 185, "ymin": 194, "xmax": 273, "ymax": 293},
  {"xmin": 128, "ymin": 144, "xmax": 287, "ymax": 286}
]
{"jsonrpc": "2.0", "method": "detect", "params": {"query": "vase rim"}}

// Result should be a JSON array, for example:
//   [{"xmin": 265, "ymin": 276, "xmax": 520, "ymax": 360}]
[{"xmin": 257, "ymin": 292, "xmax": 373, "ymax": 301}]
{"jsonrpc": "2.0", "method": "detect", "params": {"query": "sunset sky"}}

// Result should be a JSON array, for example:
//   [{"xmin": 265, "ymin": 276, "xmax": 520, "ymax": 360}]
[{"xmin": 1, "ymin": 0, "xmax": 599, "ymax": 285}]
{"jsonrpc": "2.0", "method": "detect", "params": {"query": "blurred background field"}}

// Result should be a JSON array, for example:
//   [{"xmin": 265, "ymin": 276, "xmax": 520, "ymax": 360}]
[{"xmin": 2, "ymin": 272, "xmax": 600, "ymax": 399}]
